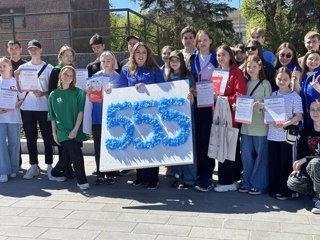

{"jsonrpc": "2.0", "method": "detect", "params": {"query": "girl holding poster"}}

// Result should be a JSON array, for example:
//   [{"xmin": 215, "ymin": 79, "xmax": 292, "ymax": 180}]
[
  {"xmin": 267, "ymin": 67, "xmax": 303, "ymax": 200},
  {"xmin": 0, "ymin": 58, "xmax": 23, "ymax": 183},
  {"xmin": 119, "ymin": 42, "xmax": 164, "ymax": 190},
  {"xmin": 213, "ymin": 44, "xmax": 246, "ymax": 193},
  {"xmin": 190, "ymin": 30, "xmax": 217, "ymax": 192},
  {"xmin": 89, "ymin": 51, "xmax": 120, "ymax": 185},
  {"xmin": 167, "ymin": 50, "xmax": 197, "ymax": 188},
  {"xmin": 238, "ymin": 56, "xmax": 272, "ymax": 195}
]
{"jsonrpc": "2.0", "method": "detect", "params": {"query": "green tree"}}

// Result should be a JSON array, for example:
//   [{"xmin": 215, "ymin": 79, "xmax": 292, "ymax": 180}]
[
  {"xmin": 137, "ymin": 0, "xmax": 236, "ymax": 49},
  {"xmin": 240, "ymin": 0, "xmax": 320, "ymax": 55}
]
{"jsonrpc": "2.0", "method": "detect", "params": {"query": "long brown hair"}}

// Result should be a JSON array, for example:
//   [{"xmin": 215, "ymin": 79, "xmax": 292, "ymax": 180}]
[
  {"xmin": 275, "ymin": 42, "xmax": 299, "ymax": 69},
  {"xmin": 58, "ymin": 66, "xmax": 76, "ymax": 89},
  {"xmin": 244, "ymin": 55, "xmax": 266, "ymax": 81},
  {"xmin": 216, "ymin": 44, "xmax": 237, "ymax": 67},
  {"xmin": 126, "ymin": 42, "xmax": 159, "ymax": 75},
  {"xmin": 57, "ymin": 44, "xmax": 75, "ymax": 65},
  {"xmin": 194, "ymin": 30, "xmax": 214, "ymax": 50}
]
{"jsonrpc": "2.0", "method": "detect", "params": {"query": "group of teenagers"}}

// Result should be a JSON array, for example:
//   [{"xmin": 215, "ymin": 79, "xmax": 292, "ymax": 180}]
[{"xmin": 0, "ymin": 25, "xmax": 320, "ymax": 214}]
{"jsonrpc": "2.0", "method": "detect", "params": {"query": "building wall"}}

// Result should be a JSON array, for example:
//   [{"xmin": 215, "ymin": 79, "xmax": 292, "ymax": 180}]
[{"xmin": 0, "ymin": 0, "xmax": 110, "ymax": 56}]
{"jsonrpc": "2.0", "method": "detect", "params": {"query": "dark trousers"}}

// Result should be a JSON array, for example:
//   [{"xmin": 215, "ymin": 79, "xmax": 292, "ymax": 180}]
[
  {"xmin": 194, "ymin": 107, "xmax": 214, "ymax": 187},
  {"xmin": 218, "ymin": 133, "xmax": 242, "ymax": 185},
  {"xmin": 92, "ymin": 124, "xmax": 116, "ymax": 178},
  {"xmin": 22, "ymin": 110, "xmax": 53, "ymax": 165},
  {"xmin": 136, "ymin": 167, "xmax": 159, "ymax": 185},
  {"xmin": 269, "ymin": 140, "xmax": 294, "ymax": 197},
  {"xmin": 58, "ymin": 139, "xmax": 87, "ymax": 184},
  {"xmin": 51, "ymin": 146, "xmax": 75, "ymax": 179}
]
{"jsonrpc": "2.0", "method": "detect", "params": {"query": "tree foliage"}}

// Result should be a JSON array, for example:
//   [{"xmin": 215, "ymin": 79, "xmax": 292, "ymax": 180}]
[
  {"xmin": 136, "ymin": 0, "xmax": 237, "ymax": 49},
  {"xmin": 240, "ymin": 0, "xmax": 320, "ymax": 56}
]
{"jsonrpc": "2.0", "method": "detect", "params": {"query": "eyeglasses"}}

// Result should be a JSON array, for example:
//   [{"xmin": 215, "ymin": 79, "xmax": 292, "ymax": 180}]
[
  {"xmin": 245, "ymin": 46, "xmax": 257, "ymax": 52},
  {"xmin": 310, "ymin": 108, "xmax": 320, "ymax": 113},
  {"xmin": 279, "ymin": 53, "xmax": 292, "ymax": 59}
]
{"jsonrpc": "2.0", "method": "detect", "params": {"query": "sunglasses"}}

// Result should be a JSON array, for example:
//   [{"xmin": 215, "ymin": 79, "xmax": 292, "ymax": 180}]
[
  {"xmin": 280, "ymin": 53, "xmax": 293, "ymax": 59},
  {"xmin": 245, "ymin": 46, "xmax": 257, "ymax": 52}
]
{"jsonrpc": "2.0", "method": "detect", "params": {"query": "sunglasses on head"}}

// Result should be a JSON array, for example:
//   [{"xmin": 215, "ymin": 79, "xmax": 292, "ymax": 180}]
[
  {"xmin": 279, "ymin": 53, "xmax": 293, "ymax": 59},
  {"xmin": 245, "ymin": 46, "xmax": 257, "ymax": 52}
]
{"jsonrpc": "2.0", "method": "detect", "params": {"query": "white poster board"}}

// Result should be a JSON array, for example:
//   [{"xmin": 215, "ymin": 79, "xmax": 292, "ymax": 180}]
[{"xmin": 100, "ymin": 80, "xmax": 194, "ymax": 172}]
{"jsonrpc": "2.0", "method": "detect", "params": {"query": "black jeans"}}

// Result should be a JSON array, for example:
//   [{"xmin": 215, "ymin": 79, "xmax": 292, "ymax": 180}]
[
  {"xmin": 57, "ymin": 139, "xmax": 87, "ymax": 184},
  {"xmin": 136, "ymin": 167, "xmax": 159, "ymax": 185},
  {"xmin": 194, "ymin": 107, "xmax": 214, "ymax": 187},
  {"xmin": 22, "ymin": 110, "xmax": 53, "ymax": 165},
  {"xmin": 92, "ymin": 124, "xmax": 116, "ymax": 178}
]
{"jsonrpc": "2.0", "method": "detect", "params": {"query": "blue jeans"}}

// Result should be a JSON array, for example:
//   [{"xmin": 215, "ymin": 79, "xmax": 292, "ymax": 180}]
[
  {"xmin": 241, "ymin": 134, "xmax": 268, "ymax": 192},
  {"xmin": 0, "ymin": 123, "xmax": 20, "ymax": 175}
]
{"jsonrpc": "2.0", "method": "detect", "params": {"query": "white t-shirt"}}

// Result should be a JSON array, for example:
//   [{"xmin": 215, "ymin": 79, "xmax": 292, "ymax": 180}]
[
  {"xmin": 267, "ymin": 91, "xmax": 303, "ymax": 142},
  {"xmin": 18, "ymin": 61, "xmax": 53, "ymax": 111},
  {"xmin": 0, "ymin": 77, "xmax": 22, "ymax": 124}
]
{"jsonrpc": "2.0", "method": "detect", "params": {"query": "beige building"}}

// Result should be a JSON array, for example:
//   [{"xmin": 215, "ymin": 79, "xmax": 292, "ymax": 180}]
[{"xmin": 227, "ymin": 9, "xmax": 247, "ymax": 44}]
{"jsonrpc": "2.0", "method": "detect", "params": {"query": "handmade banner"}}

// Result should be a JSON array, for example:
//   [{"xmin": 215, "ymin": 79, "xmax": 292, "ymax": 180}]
[{"xmin": 100, "ymin": 80, "xmax": 193, "ymax": 172}]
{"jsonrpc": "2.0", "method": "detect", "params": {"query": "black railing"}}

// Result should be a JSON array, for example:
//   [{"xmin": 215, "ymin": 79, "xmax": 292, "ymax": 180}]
[{"xmin": 0, "ymin": 8, "xmax": 169, "ymax": 56}]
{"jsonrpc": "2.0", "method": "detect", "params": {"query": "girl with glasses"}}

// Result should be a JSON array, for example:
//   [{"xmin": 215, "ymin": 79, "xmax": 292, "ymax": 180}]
[
  {"xmin": 244, "ymin": 40, "xmax": 277, "ymax": 91},
  {"xmin": 275, "ymin": 43, "xmax": 301, "ymax": 93}
]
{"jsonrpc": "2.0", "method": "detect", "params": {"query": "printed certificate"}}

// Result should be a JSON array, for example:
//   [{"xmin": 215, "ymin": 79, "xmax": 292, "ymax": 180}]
[
  {"xmin": 196, "ymin": 81, "xmax": 214, "ymax": 108},
  {"xmin": 19, "ymin": 68, "xmax": 39, "ymax": 92},
  {"xmin": 235, "ymin": 96, "xmax": 254, "ymax": 124},
  {"xmin": 211, "ymin": 68, "xmax": 229, "ymax": 95},
  {"xmin": 0, "ymin": 89, "xmax": 17, "ymax": 110},
  {"xmin": 264, "ymin": 96, "xmax": 286, "ymax": 124},
  {"xmin": 76, "ymin": 68, "xmax": 89, "ymax": 89}
]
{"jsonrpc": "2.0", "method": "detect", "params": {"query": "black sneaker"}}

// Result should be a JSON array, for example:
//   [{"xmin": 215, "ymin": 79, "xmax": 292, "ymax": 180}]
[
  {"xmin": 119, "ymin": 169, "xmax": 136, "ymax": 176},
  {"xmin": 95, "ymin": 177, "xmax": 105, "ymax": 185},
  {"xmin": 147, "ymin": 182, "xmax": 158, "ymax": 190},
  {"xmin": 132, "ymin": 179, "xmax": 143, "ymax": 186},
  {"xmin": 179, "ymin": 183, "xmax": 195, "ymax": 189},
  {"xmin": 171, "ymin": 180, "xmax": 180, "ymax": 188},
  {"xmin": 105, "ymin": 177, "xmax": 115, "ymax": 184}
]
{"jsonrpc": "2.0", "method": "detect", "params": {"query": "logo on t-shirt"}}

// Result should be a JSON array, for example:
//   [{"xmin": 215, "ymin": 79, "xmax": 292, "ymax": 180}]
[{"xmin": 57, "ymin": 97, "xmax": 62, "ymax": 104}]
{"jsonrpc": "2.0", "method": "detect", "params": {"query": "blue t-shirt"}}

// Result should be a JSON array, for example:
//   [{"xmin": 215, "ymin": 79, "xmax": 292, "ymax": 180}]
[
  {"xmin": 263, "ymin": 50, "xmax": 276, "ymax": 65},
  {"xmin": 119, "ymin": 66, "xmax": 165, "ymax": 87},
  {"xmin": 91, "ymin": 70, "xmax": 120, "ymax": 125}
]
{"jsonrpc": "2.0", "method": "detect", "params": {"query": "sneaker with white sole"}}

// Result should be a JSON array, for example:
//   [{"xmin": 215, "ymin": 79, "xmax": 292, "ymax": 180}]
[
  {"xmin": 0, "ymin": 174, "xmax": 8, "ymax": 183},
  {"xmin": 9, "ymin": 173, "xmax": 17, "ymax": 179},
  {"xmin": 23, "ymin": 165, "xmax": 40, "ymax": 180},
  {"xmin": 77, "ymin": 183, "xmax": 90, "ymax": 190},
  {"xmin": 311, "ymin": 200, "xmax": 320, "ymax": 214},
  {"xmin": 47, "ymin": 164, "xmax": 53, "ymax": 180},
  {"xmin": 214, "ymin": 182, "xmax": 239, "ymax": 192},
  {"xmin": 49, "ymin": 176, "xmax": 67, "ymax": 182}
]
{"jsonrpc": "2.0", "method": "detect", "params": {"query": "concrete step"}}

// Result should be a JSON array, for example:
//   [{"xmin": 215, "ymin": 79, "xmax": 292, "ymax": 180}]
[{"xmin": 21, "ymin": 139, "xmax": 95, "ymax": 156}]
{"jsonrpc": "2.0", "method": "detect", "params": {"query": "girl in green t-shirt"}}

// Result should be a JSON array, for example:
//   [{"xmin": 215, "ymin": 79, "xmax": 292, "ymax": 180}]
[{"xmin": 48, "ymin": 66, "xmax": 89, "ymax": 190}]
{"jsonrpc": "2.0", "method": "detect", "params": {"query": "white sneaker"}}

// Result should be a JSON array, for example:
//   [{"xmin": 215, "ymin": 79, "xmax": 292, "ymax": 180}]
[
  {"xmin": 49, "ymin": 176, "xmax": 67, "ymax": 182},
  {"xmin": 23, "ymin": 165, "xmax": 40, "ymax": 180},
  {"xmin": 214, "ymin": 182, "xmax": 239, "ymax": 192},
  {"xmin": 77, "ymin": 183, "xmax": 90, "ymax": 190},
  {"xmin": 311, "ymin": 200, "xmax": 320, "ymax": 214},
  {"xmin": 0, "ymin": 174, "xmax": 8, "ymax": 183},
  {"xmin": 9, "ymin": 173, "xmax": 17, "ymax": 178},
  {"xmin": 47, "ymin": 164, "xmax": 53, "ymax": 180}
]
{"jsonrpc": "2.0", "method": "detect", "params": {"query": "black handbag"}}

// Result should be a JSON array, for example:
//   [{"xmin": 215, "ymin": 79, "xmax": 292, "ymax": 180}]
[{"xmin": 284, "ymin": 124, "xmax": 300, "ymax": 144}]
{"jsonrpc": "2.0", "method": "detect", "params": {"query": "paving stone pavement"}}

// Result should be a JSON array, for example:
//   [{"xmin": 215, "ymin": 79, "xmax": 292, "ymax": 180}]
[{"xmin": 0, "ymin": 154, "xmax": 319, "ymax": 240}]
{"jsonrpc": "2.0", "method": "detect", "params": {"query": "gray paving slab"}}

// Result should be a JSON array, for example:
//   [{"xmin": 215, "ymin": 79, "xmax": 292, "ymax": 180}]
[
  {"xmin": 0, "ymin": 154, "xmax": 318, "ymax": 240},
  {"xmin": 95, "ymin": 232, "xmax": 156, "ymax": 240},
  {"xmin": 39, "ymin": 228, "xmax": 100, "ymax": 240},
  {"xmin": 250, "ymin": 231, "xmax": 314, "ymax": 240}
]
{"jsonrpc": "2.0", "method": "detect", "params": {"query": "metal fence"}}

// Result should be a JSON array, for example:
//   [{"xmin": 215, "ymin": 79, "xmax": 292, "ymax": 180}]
[{"xmin": 0, "ymin": 8, "xmax": 169, "ymax": 56}]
